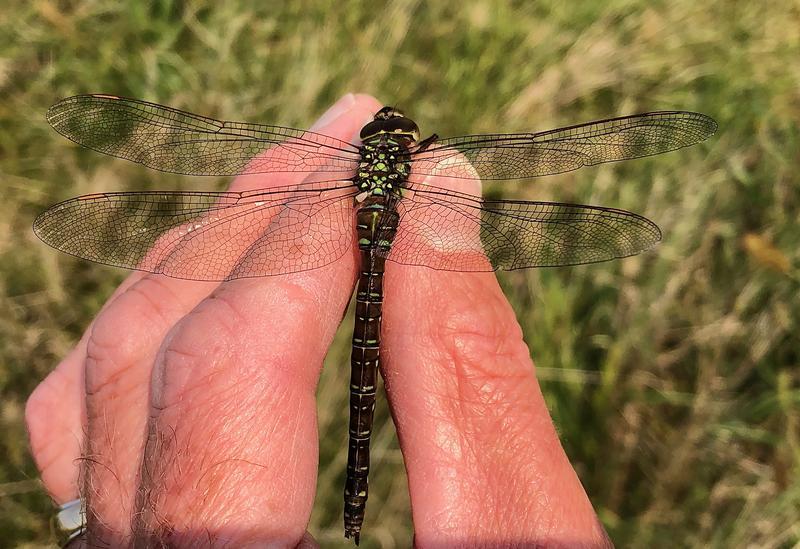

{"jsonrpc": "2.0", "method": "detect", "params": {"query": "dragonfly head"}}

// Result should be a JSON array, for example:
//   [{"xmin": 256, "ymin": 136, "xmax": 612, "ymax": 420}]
[{"xmin": 359, "ymin": 106, "xmax": 420, "ymax": 144}]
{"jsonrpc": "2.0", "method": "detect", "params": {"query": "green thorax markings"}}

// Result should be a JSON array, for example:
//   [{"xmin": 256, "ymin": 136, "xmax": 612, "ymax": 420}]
[{"xmin": 355, "ymin": 136, "xmax": 411, "ymax": 196}]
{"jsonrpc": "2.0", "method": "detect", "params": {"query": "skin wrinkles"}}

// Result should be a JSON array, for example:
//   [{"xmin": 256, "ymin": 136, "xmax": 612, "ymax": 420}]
[
  {"xmin": 26, "ymin": 94, "xmax": 613, "ymax": 547},
  {"xmin": 28, "ymin": 96, "xmax": 382, "ymax": 547},
  {"xmin": 148, "ymin": 293, "xmax": 322, "ymax": 414},
  {"xmin": 150, "ymin": 292, "xmax": 244, "ymax": 411},
  {"xmin": 156, "ymin": 445, "xmax": 274, "ymax": 522},
  {"xmin": 124, "ymin": 275, "xmax": 193, "ymax": 325},
  {"xmin": 402, "ymin": 275, "xmax": 537, "ymax": 449},
  {"xmin": 27, "ymin": 273, "xmax": 158, "ymax": 501},
  {"xmin": 385, "ymin": 258, "xmax": 605, "ymax": 544},
  {"xmin": 83, "ymin": 276, "xmax": 217, "ymax": 399},
  {"xmin": 137, "ymin": 245, "xmax": 360, "ymax": 543},
  {"xmin": 151, "ymin": 262, "xmax": 354, "ymax": 411},
  {"xmin": 81, "ymin": 279, "xmax": 185, "ymax": 541},
  {"xmin": 413, "ymin": 407, "xmax": 549, "ymax": 541},
  {"xmin": 84, "ymin": 301, "xmax": 162, "ymax": 392},
  {"xmin": 132, "ymin": 103, "xmax": 379, "ymax": 545},
  {"xmin": 140, "ymin": 372, "xmax": 316, "ymax": 540}
]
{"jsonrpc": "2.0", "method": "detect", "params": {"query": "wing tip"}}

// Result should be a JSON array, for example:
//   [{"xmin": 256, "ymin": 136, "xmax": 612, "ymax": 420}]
[
  {"xmin": 667, "ymin": 110, "xmax": 719, "ymax": 141},
  {"xmin": 701, "ymin": 113, "xmax": 719, "ymax": 139},
  {"xmin": 31, "ymin": 212, "xmax": 46, "ymax": 241}
]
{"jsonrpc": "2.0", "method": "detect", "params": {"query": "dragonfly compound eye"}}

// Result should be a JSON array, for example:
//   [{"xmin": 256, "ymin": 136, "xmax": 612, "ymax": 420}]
[{"xmin": 360, "ymin": 116, "xmax": 420, "ymax": 143}]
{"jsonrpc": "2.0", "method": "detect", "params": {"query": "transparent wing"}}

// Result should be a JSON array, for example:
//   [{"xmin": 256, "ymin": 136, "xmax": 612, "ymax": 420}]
[
  {"xmin": 33, "ymin": 181, "xmax": 358, "ymax": 280},
  {"xmin": 389, "ymin": 184, "xmax": 661, "ymax": 271},
  {"xmin": 408, "ymin": 111, "xmax": 717, "ymax": 180},
  {"xmin": 47, "ymin": 95, "xmax": 362, "ymax": 176}
]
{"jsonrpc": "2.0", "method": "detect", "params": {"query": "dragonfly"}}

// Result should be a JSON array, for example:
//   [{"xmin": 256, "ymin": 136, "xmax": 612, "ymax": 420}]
[{"xmin": 36, "ymin": 94, "xmax": 717, "ymax": 543}]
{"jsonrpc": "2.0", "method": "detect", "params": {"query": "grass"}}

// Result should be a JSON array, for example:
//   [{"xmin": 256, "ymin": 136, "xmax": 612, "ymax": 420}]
[{"xmin": 1, "ymin": 0, "xmax": 798, "ymax": 547}]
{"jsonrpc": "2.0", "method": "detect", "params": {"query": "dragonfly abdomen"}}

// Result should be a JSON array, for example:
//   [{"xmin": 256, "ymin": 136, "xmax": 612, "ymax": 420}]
[{"xmin": 345, "ymin": 194, "xmax": 400, "ymax": 543}]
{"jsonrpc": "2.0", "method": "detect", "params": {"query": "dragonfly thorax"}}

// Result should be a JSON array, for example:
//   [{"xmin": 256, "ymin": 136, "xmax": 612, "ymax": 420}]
[
  {"xmin": 353, "ymin": 107, "xmax": 420, "ymax": 196},
  {"xmin": 355, "ymin": 137, "xmax": 411, "ymax": 196}
]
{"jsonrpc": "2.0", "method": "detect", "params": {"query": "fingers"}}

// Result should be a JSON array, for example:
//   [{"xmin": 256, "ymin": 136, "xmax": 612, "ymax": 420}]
[
  {"xmin": 81, "ymin": 275, "xmax": 220, "ymax": 540},
  {"xmin": 382, "ymin": 176, "xmax": 610, "ymax": 546},
  {"xmin": 26, "ymin": 94, "xmax": 382, "ymax": 546},
  {"xmin": 131, "ymin": 97, "xmax": 383, "ymax": 545},
  {"xmin": 25, "ymin": 273, "xmax": 148, "ymax": 503},
  {"xmin": 133, "ymin": 269, "xmax": 351, "ymax": 545},
  {"xmin": 25, "ymin": 334, "xmax": 87, "ymax": 503}
]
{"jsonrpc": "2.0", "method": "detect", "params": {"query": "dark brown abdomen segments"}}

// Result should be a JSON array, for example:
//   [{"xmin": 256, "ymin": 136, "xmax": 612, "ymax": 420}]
[{"xmin": 344, "ymin": 195, "xmax": 399, "ymax": 543}]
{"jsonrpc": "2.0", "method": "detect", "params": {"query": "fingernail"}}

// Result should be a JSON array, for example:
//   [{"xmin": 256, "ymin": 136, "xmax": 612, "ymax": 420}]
[{"xmin": 311, "ymin": 93, "xmax": 356, "ymax": 130}]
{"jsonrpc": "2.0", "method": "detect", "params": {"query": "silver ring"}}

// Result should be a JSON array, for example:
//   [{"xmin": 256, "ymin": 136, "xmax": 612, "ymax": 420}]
[{"xmin": 55, "ymin": 498, "xmax": 86, "ymax": 546}]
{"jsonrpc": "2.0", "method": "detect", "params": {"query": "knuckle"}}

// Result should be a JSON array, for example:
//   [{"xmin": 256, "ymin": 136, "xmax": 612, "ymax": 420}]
[
  {"xmin": 85, "ymin": 276, "xmax": 182, "ymax": 394},
  {"xmin": 153, "ymin": 279, "xmax": 322, "ymax": 408},
  {"xmin": 434, "ymin": 299, "xmax": 528, "ymax": 380},
  {"xmin": 428, "ymin": 296, "xmax": 535, "ymax": 437},
  {"xmin": 210, "ymin": 278, "xmax": 322, "ymax": 337}
]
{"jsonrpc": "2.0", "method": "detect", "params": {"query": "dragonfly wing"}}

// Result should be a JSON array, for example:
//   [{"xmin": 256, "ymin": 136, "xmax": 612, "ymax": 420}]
[
  {"xmin": 47, "ymin": 95, "xmax": 362, "ymax": 176},
  {"xmin": 408, "ymin": 111, "xmax": 717, "ymax": 180},
  {"xmin": 389, "ymin": 185, "xmax": 661, "ymax": 271},
  {"xmin": 34, "ymin": 181, "xmax": 358, "ymax": 280}
]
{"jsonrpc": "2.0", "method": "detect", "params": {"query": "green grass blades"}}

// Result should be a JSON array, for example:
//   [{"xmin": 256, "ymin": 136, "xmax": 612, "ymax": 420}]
[{"xmin": 1, "ymin": 1, "xmax": 798, "ymax": 547}]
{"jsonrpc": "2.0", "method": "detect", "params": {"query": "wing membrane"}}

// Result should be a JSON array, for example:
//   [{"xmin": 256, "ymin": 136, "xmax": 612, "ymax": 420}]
[
  {"xmin": 409, "ymin": 111, "xmax": 717, "ymax": 180},
  {"xmin": 390, "ymin": 184, "xmax": 661, "ymax": 271},
  {"xmin": 47, "ymin": 95, "xmax": 362, "ymax": 176},
  {"xmin": 33, "ymin": 181, "xmax": 358, "ymax": 280}
]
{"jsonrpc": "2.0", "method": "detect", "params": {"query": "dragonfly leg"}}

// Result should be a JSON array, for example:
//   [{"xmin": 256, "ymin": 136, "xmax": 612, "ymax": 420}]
[{"xmin": 415, "ymin": 133, "xmax": 439, "ymax": 152}]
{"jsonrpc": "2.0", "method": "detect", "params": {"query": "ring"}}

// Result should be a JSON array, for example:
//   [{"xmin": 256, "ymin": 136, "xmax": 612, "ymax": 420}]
[{"xmin": 54, "ymin": 498, "xmax": 86, "ymax": 546}]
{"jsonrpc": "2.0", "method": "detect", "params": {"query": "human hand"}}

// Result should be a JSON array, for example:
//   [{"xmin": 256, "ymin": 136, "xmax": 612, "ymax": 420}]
[{"xmin": 27, "ymin": 93, "xmax": 611, "ymax": 547}]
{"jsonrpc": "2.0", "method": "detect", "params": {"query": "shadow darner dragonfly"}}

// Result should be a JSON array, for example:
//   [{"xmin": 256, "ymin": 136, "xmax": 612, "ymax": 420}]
[{"xmin": 35, "ymin": 95, "xmax": 716, "ymax": 543}]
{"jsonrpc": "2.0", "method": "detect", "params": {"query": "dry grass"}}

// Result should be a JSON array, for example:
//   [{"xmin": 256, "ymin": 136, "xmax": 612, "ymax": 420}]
[{"xmin": 1, "ymin": 1, "xmax": 798, "ymax": 547}]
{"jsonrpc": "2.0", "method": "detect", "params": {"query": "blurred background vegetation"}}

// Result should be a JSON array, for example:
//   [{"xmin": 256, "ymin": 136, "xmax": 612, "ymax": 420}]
[{"xmin": 1, "ymin": 0, "xmax": 798, "ymax": 547}]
